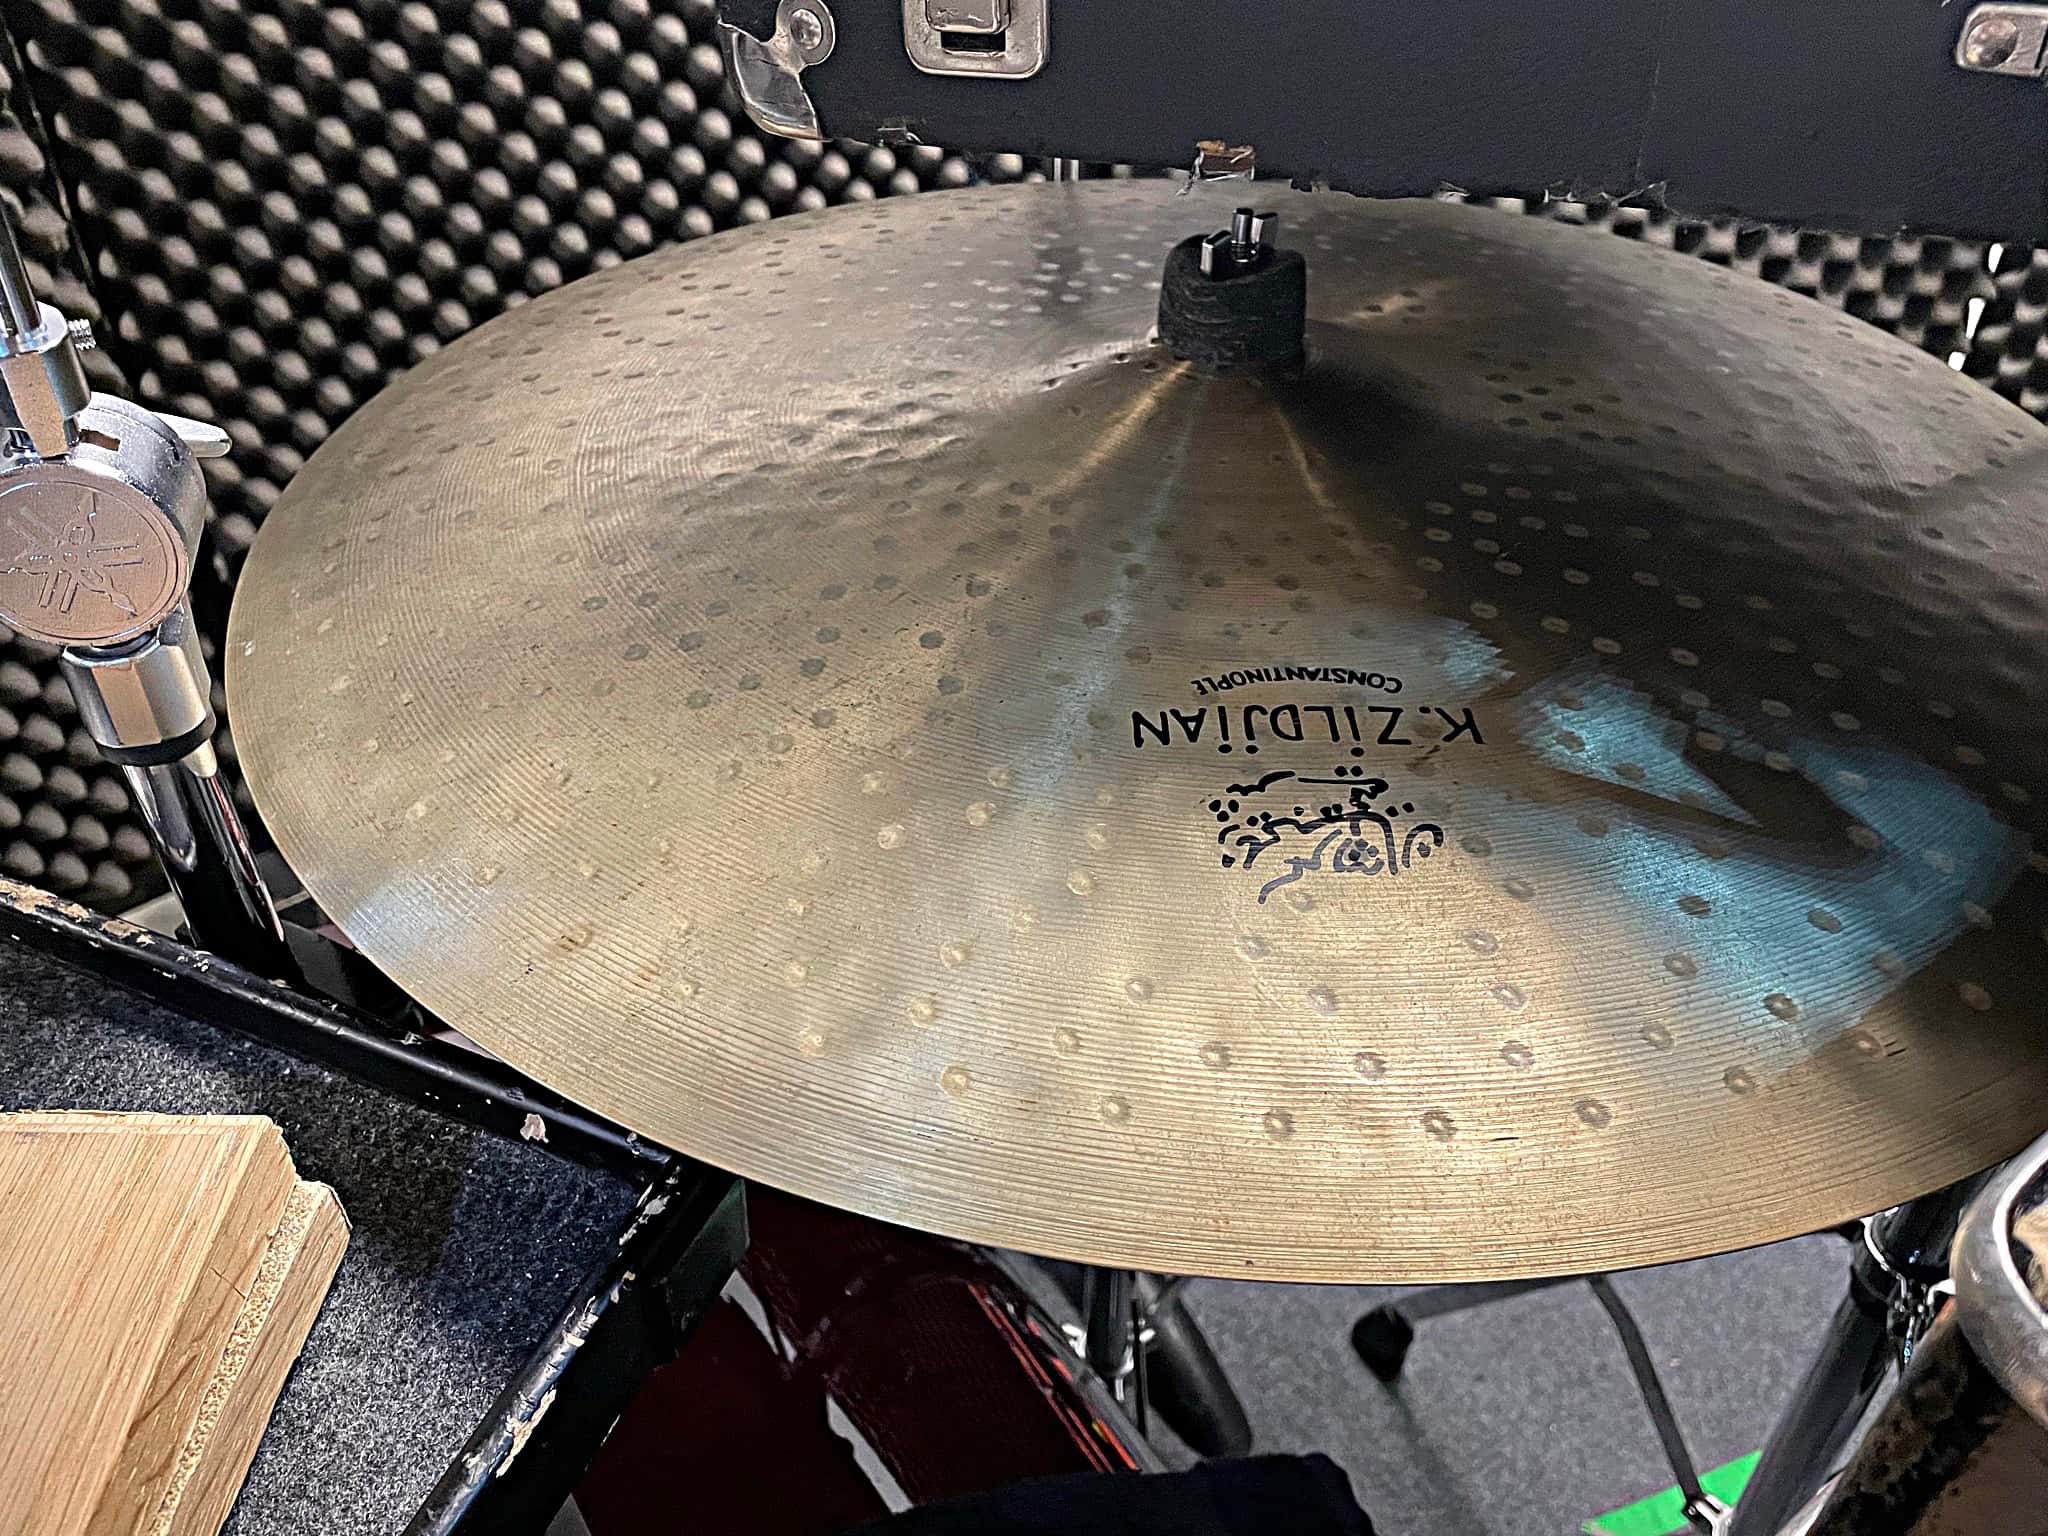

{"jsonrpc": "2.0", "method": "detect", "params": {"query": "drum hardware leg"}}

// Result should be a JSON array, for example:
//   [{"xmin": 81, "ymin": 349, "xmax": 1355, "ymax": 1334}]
[
  {"xmin": 1350, "ymin": 1277, "xmax": 1580, "ymax": 1381},
  {"xmin": 409, "ymin": 1168, "xmax": 747, "ymax": 1535},
  {"xmin": 1355, "ymin": 1276, "xmax": 1723, "ymax": 1529},
  {"xmin": 1725, "ymin": 1172, "xmax": 1995, "ymax": 1536},
  {"xmin": 1063, "ymin": 1265, "xmax": 1254, "ymax": 1455},
  {"xmin": 1131, "ymin": 1271, "xmax": 1254, "ymax": 1457},
  {"xmin": 1129, "ymin": 1286, "xmax": 1151, "ymax": 1438},
  {"xmin": 978, "ymin": 1251, "xmax": 1172, "ymax": 1471},
  {"xmin": 1082, "ymin": 1265, "xmax": 1137, "ymax": 1391},
  {"xmin": 1586, "ymin": 1276, "xmax": 1727, "ymax": 1533}
]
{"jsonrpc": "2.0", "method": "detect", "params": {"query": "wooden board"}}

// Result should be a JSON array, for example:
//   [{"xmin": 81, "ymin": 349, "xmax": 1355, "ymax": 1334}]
[
  {"xmin": 0, "ymin": 1113, "xmax": 348, "ymax": 1536},
  {"xmin": 151, "ymin": 1180, "xmax": 347, "ymax": 1536}
]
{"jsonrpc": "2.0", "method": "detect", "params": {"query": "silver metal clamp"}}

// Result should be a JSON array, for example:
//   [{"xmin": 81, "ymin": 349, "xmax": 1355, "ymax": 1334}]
[
  {"xmin": 0, "ymin": 231, "xmax": 90, "ymax": 461},
  {"xmin": 0, "ymin": 205, "xmax": 290, "ymax": 973}
]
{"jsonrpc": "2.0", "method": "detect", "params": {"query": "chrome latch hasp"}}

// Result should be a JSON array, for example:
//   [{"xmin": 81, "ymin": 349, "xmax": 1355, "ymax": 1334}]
[
  {"xmin": 720, "ymin": 0, "xmax": 838, "ymax": 141},
  {"xmin": 903, "ymin": 0, "xmax": 1047, "ymax": 79},
  {"xmin": 1956, "ymin": 3, "xmax": 2048, "ymax": 76}
]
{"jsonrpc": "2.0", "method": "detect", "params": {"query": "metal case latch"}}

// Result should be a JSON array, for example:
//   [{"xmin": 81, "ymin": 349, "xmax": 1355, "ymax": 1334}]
[
  {"xmin": 903, "ymin": 0, "xmax": 1047, "ymax": 79},
  {"xmin": 720, "ymin": 0, "xmax": 838, "ymax": 141},
  {"xmin": 1955, "ymin": 4, "xmax": 2048, "ymax": 76}
]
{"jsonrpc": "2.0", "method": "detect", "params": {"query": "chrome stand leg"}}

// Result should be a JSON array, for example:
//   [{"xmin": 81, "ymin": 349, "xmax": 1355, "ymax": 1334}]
[
  {"xmin": 118, "ymin": 740, "xmax": 291, "ymax": 975},
  {"xmin": 1727, "ymin": 1173, "xmax": 1994, "ymax": 1536},
  {"xmin": 1724, "ymin": 1290, "xmax": 1891, "ymax": 1536},
  {"xmin": 60, "ymin": 614, "xmax": 294, "ymax": 979}
]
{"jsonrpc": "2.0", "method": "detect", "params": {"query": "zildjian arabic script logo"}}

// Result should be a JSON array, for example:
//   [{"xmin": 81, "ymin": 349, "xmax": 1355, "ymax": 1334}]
[
  {"xmin": 6, "ymin": 488, "xmax": 146, "ymax": 619},
  {"xmin": 1210, "ymin": 767, "xmax": 1446, "ymax": 905}
]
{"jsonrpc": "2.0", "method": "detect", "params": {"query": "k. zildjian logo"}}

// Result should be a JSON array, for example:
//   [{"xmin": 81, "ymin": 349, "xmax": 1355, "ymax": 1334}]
[
  {"xmin": 1133, "ymin": 699, "xmax": 1483, "ymax": 756},
  {"xmin": 1128, "ymin": 663, "xmax": 1471, "ymax": 898},
  {"xmin": 1209, "ymin": 768, "xmax": 1446, "ymax": 904}
]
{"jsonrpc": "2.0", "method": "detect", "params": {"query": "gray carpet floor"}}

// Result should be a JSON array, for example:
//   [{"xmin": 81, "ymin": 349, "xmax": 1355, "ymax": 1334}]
[{"xmin": 1173, "ymin": 1235, "xmax": 1851, "ymax": 1535}]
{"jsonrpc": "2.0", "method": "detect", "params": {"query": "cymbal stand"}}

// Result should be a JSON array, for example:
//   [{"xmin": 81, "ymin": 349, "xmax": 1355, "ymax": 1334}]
[
  {"xmin": 1797, "ymin": 1135, "xmax": 2048, "ymax": 1534},
  {"xmin": 0, "ymin": 202, "xmax": 292, "ymax": 976},
  {"xmin": 1062, "ymin": 1266, "xmax": 1255, "ymax": 1457},
  {"xmin": 1081, "ymin": 1267, "xmax": 1136, "ymax": 1382},
  {"xmin": 1354, "ymin": 1274, "xmax": 1731, "ymax": 1530},
  {"xmin": 1350, "ymin": 1171, "xmax": 1994, "ymax": 1534},
  {"xmin": 1081, "ymin": 1267, "xmax": 1144, "ymax": 1429},
  {"xmin": 0, "ymin": 203, "xmax": 753, "ymax": 1536},
  {"xmin": 1725, "ymin": 1172, "xmax": 1993, "ymax": 1536}
]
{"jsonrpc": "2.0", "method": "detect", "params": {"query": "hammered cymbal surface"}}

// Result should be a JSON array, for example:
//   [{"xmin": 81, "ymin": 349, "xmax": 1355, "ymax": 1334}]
[{"xmin": 229, "ymin": 183, "xmax": 2048, "ymax": 1281}]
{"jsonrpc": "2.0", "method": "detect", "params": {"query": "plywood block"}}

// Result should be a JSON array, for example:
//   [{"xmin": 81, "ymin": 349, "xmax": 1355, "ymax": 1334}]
[
  {"xmin": 151, "ymin": 1180, "xmax": 348, "ymax": 1536},
  {"xmin": 0, "ymin": 1112, "xmax": 348, "ymax": 1536}
]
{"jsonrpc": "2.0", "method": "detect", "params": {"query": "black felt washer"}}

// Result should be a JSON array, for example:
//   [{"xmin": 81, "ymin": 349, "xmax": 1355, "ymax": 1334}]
[{"xmin": 1157, "ymin": 234, "xmax": 1307, "ymax": 371}]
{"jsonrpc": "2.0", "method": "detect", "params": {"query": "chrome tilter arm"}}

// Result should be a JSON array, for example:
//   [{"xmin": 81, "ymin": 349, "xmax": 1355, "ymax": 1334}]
[{"xmin": 0, "ymin": 204, "xmax": 290, "ymax": 974}]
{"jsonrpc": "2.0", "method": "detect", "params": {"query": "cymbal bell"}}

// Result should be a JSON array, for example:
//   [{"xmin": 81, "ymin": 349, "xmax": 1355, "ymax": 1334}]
[{"xmin": 227, "ymin": 182, "xmax": 2048, "ymax": 1281}]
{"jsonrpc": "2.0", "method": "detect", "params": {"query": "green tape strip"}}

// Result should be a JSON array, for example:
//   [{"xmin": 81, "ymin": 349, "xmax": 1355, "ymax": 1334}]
[{"xmin": 1582, "ymin": 1451, "xmax": 1761, "ymax": 1536}]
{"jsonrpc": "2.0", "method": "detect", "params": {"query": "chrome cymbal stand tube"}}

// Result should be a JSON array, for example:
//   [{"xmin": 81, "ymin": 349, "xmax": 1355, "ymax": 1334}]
[
  {"xmin": 1348, "ymin": 1178, "xmax": 2000, "ymax": 1532},
  {"xmin": 0, "ymin": 203, "xmax": 291, "ymax": 975},
  {"xmin": 1799, "ymin": 1137, "xmax": 2048, "ymax": 1534},
  {"xmin": 1726, "ymin": 1171, "xmax": 1995, "ymax": 1536}
]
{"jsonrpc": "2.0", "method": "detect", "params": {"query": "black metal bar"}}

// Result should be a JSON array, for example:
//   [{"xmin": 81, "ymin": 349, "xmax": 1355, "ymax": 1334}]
[
  {"xmin": 1129, "ymin": 1289, "xmax": 1150, "ymax": 1438},
  {"xmin": 1586, "ymin": 1275, "xmax": 1710, "ymax": 1518},
  {"xmin": 1389, "ymin": 1276, "xmax": 1578, "ymax": 1324},
  {"xmin": 1723, "ymin": 1287, "xmax": 1893, "ymax": 1536},
  {"xmin": 1082, "ymin": 1266, "xmax": 1135, "ymax": 1384},
  {"xmin": 1728, "ymin": 1176, "xmax": 1999, "ymax": 1536},
  {"xmin": 0, "ymin": 876, "xmax": 671, "ymax": 1180},
  {"xmin": 408, "ymin": 1167, "xmax": 748, "ymax": 1535},
  {"xmin": 114, "ymin": 748, "xmax": 298, "ymax": 980}
]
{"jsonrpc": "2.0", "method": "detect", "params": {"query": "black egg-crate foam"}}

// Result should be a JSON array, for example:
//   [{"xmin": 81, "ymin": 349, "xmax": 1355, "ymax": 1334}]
[
  {"xmin": 0, "ymin": 0, "xmax": 2032, "ymax": 916},
  {"xmin": 1958, "ymin": 245, "xmax": 2048, "ymax": 419},
  {"xmin": 1456, "ymin": 194, "xmax": 1997, "ymax": 363},
  {"xmin": 0, "ymin": 22, "xmax": 157, "ymax": 908}
]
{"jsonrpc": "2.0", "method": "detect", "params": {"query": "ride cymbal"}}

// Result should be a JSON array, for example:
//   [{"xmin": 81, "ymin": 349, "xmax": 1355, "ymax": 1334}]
[{"xmin": 229, "ymin": 183, "xmax": 2048, "ymax": 1281}]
